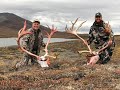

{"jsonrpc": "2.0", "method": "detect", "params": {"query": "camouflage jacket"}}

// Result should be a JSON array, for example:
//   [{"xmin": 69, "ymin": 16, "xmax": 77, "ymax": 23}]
[
  {"xmin": 87, "ymin": 21, "xmax": 115, "ymax": 49},
  {"xmin": 21, "ymin": 28, "xmax": 44, "ymax": 53}
]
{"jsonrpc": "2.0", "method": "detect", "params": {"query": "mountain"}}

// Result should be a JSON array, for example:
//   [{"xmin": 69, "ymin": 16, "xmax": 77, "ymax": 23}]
[
  {"xmin": 0, "ymin": 13, "xmax": 87, "ymax": 38},
  {"xmin": 0, "ymin": 13, "xmax": 32, "ymax": 29},
  {"xmin": 0, "ymin": 13, "xmax": 30, "ymax": 37}
]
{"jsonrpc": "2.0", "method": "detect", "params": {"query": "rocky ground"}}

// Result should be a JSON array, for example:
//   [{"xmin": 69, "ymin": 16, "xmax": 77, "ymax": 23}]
[{"xmin": 0, "ymin": 36, "xmax": 120, "ymax": 90}]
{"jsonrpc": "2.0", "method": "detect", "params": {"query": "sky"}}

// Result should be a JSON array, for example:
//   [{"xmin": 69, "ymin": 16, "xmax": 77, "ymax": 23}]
[{"xmin": 0, "ymin": 0, "xmax": 120, "ymax": 34}]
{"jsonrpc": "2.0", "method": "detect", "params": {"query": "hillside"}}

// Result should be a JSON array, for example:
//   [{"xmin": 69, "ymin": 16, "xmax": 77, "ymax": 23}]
[
  {"xmin": 0, "ymin": 13, "xmax": 80, "ymax": 38},
  {"xmin": 0, "ymin": 13, "xmax": 30, "ymax": 37}
]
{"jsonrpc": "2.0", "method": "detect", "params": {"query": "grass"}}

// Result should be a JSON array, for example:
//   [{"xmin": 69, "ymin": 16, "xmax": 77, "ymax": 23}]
[{"xmin": 0, "ymin": 36, "xmax": 120, "ymax": 89}]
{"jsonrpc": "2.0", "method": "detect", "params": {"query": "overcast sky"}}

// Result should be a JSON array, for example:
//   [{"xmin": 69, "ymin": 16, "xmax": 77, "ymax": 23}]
[{"xmin": 0, "ymin": 0, "xmax": 120, "ymax": 34}]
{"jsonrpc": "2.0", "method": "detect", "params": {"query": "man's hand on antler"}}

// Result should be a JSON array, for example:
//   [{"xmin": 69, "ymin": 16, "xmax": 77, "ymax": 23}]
[{"xmin": 108, "ymin": 39, "xmax": 113, "ymax": 46}]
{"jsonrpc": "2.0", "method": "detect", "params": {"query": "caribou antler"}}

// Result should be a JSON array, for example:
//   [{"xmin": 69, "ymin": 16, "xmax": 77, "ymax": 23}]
[
  {"xmin": 65, "ymin": 18, "xmax": 113, "ymax": 66},
  {"xmin": 65, "ymin": 18, "xmax": 92, "ymax": 54},
  {"xmin": 65, "ymin": 19, "xmax": 112, "ymax": 54},
  {"xmin": 17, "ymin": 20, "xmax": 57, "ymax": 67},
  {"xmin": 66, "ymin": 19, "xmax": 113, "ymax": 66},
  {"xmin": 43, "ymin": 25, "xmax": 57, "ymax": 58},
  {"xmin": 17, "ymin": 21, "xmax": 39, "ymax": 58}
]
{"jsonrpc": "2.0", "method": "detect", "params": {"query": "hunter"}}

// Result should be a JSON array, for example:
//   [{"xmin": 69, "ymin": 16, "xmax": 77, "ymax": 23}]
[
  {"xmin": 21, "ymin": 19, "xmax": 45, "ymax": 65},
  {"xmin": 87, "ymin": 12, "xmax": 115, "ymax": 64}
]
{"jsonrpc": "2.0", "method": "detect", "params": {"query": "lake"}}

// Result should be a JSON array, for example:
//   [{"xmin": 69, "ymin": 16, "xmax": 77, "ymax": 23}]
[{"xmin": 0, "ymin": 38, "xmax": 76, "ymax": 47}]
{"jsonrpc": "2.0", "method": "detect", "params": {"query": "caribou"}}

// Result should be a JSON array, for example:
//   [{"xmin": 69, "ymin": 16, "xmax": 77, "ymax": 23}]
[{"xmin": 16, "ymin": 20, "xmax": 57, "ymax": 68}]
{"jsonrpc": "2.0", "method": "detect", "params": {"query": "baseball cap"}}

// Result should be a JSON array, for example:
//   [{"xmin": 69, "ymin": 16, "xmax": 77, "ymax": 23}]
[
  {"xmin": 33, "ymin": 19, "xmax": 40, "ymax": 24},
  {"xmin": 95, "ymin": 12, "xmax": 102, "ymax": 17}
]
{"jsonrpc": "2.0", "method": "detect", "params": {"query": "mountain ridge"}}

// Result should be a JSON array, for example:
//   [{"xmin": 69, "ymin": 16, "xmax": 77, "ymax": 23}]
[{"xmin": 0, "ymin": 12, "xmax": 88, "ymax": 38}]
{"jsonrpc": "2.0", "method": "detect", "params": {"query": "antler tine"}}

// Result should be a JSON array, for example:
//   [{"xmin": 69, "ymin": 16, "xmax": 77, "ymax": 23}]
[
  {"xmin": 18, "ymin": 29, "xmax": 22, "ymax": 37},
  {"xmin": 107, "ymin": 21, "xmax": 111, "ymax": 29},
  {"xmin": 46, "ymin": 24, "xmax": 51, "ymax": 30},
  {"xmin": 51, "ymin": 25, "xmax": 57, "ymax": 34},
  {"xmin": 46, "ymin": 24, "xmax": 57, "ymax": 34},
  {"xmin": 18, "ymin": 21, "xmax": 25, "ymax": 40},
  {"xmin": 105, "ymin": 21, "xmax": 111, "ymax": 28},
  {"xmin": 65, "ymin": 25, "xmax": 69, "ymax": 33},
  {"xmin": 44, "ymin": 25, "xmax": 57, "ymax": 57},
  {"xmin": 52, "ymin": 24, "xmax": 54, "ymax": 30},
  {"xmin": 71, "ymin": 18, "xmax": 79, "ymax": 30},
  {"xmin": 65, "ymin": 25, "xmax": 69, "ymax": 32},
  {"xmin": 23, "ymin": 20, "xmax": 27, "ymax": 31},
  {"xmin": 44, "ymin": 30, "xmax": 50, "ymax": 38},
  {"xmin": 78, "ymin": 50, "xmax": 91, "ymax": 54},
  {"xmin": 18, "ymin": 20, "xmax": 28, "ymax": 37},
  {"xmin": 55, "ymin": 27, "xmax": 57, "ymax": 31},
  {"xmin": 77, "ymin": 20, "xmax": 87, "ymax": 31},
  {"xmin": 65, "ymin": 25, "xmax": 73, "ymax": 34}
]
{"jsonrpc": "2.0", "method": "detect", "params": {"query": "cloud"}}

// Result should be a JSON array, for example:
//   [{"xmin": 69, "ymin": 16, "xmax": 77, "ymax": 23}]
[{"xmin": 0, "ymin": 0, "xmax": 120, "ymax": 34}]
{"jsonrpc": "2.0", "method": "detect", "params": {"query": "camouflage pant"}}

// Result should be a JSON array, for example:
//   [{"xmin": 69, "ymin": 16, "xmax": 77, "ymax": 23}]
[
  {"xmin": 99, "ymin": 47, "xmax": 113, "ymax": 64},
  {"xmin": 23, "ymin": 49, "xmax": 38, "ymax": 65},
  {"xmin": 16, "ymin": 50, "xmax": 38, "ymax": 68}
]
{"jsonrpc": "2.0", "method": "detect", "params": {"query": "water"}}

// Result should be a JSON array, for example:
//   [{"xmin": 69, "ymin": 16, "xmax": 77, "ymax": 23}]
[{"xmin": 0, "ymin": 38, "xmax": 76, "ymax": 47}]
